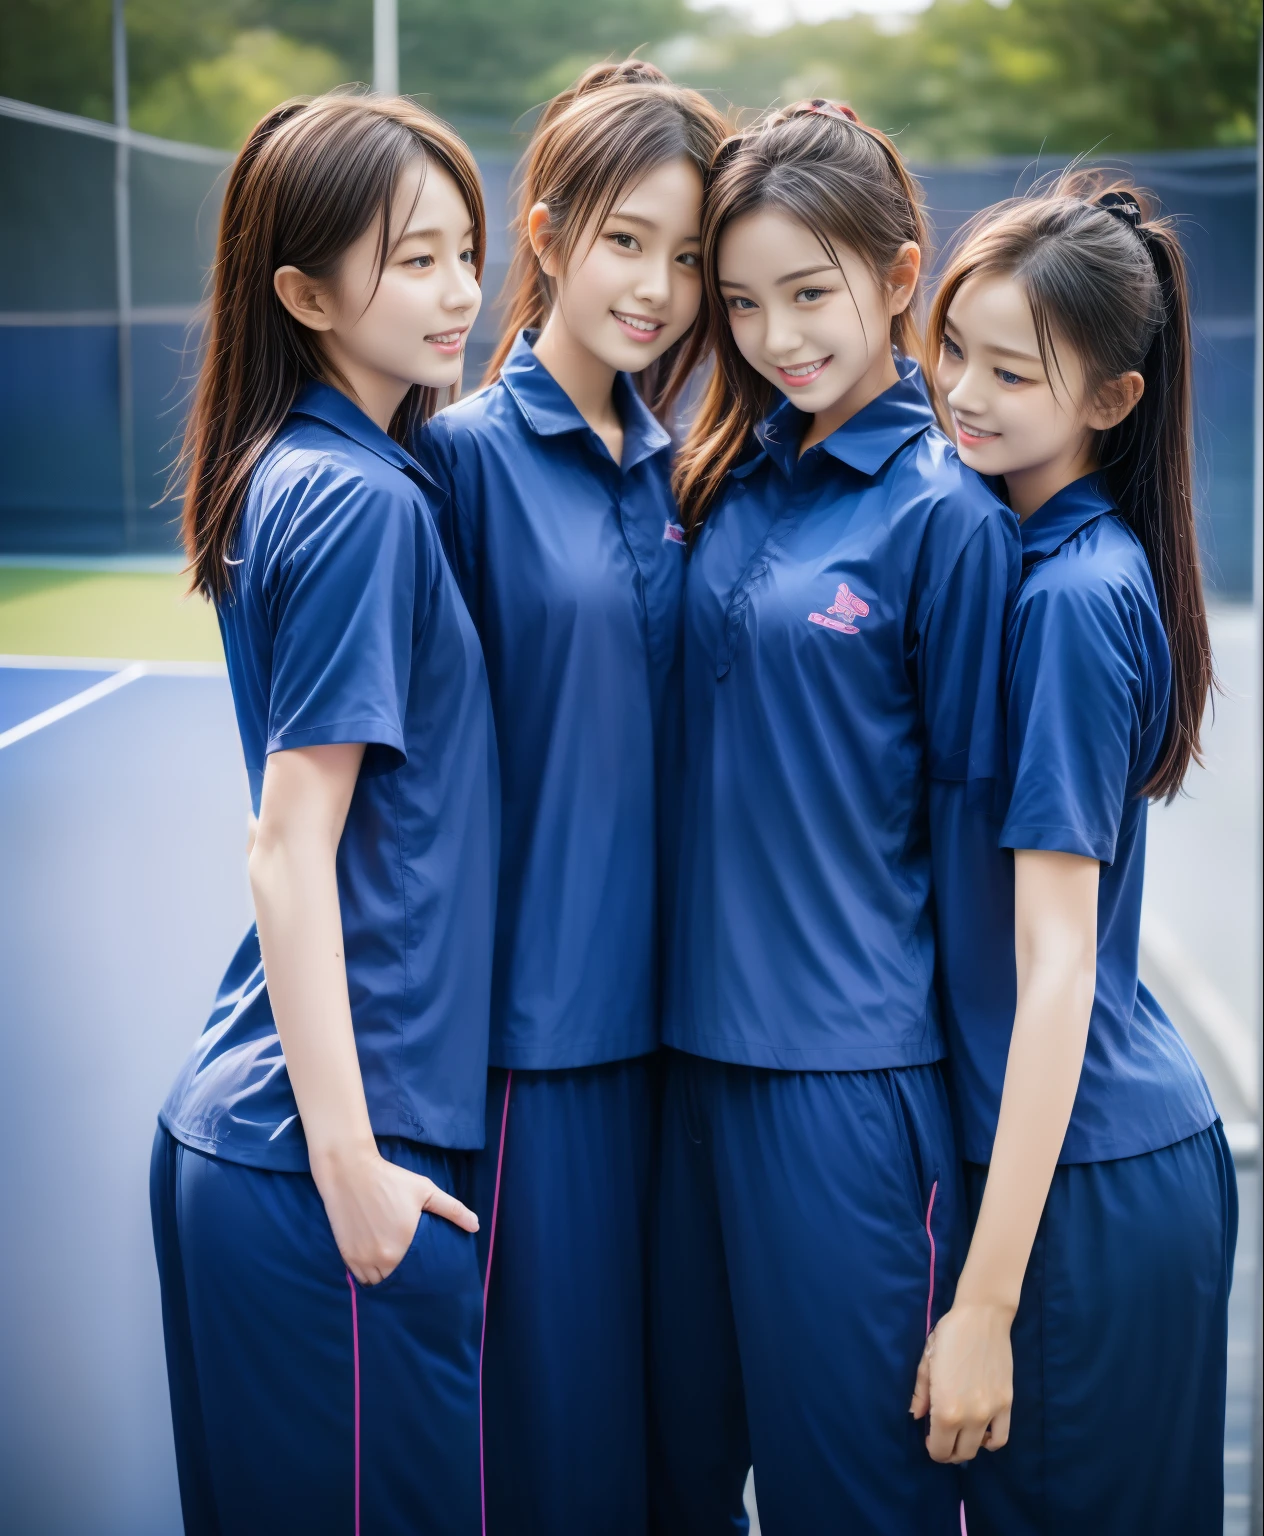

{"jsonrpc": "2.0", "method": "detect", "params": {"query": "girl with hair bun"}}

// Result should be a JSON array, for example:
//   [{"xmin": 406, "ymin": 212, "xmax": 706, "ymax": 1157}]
[
  {"xmin": 653, "ymin": 101, "xmax": 1019, "ymax": 1531},
  {"xmin": 917, "ymin": 171, "xmax": 1232, "ymax": 1534},
  {"xmin": 412, "ymin": 60, "xmax": 725, "ymax": 1536},
  {"xmin": 154, "ymin": 93, "xmax": 498, "ymax": 1532}
]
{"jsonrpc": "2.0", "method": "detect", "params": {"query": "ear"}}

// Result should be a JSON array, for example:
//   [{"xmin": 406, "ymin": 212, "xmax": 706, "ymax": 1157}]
[
  {"xmin": 527, "ymin": 202, "xmax": 560, "ymax": 279},
  {"xmin": 273, "ymin": 265, "xmax": 335, "ymax": 333},
  {"xmin": 1087, "ymin": 370, "xmax": 1145, "ymax": 431},
  {"xmin": 887, "ymin": 242, "xmax": 921, "ymax": 318}
]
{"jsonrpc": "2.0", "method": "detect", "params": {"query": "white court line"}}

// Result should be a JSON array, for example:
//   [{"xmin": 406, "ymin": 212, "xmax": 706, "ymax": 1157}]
[
  {"xmin": 0, "ymin": 653, "xmax": 225, "ymax": 675},
  {"xmin": 0, "ymin": 663, "xmax": 147, "ymax": 751}
]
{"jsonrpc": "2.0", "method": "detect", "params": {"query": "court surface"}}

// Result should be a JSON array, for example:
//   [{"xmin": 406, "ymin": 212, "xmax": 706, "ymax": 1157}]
[{"xmin": 0, "ymin": 647, "xmax": 1257, "ymax": 1534}]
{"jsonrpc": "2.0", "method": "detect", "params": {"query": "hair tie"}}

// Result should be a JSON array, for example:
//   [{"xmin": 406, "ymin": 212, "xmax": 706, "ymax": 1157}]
[
  {"xmin": 804, "ymin": 99, "xmax": 859, "ymax": 124},
  {"xmin": 1095, "ymin": 191, "xmax": 1143, "ymax": 230}
]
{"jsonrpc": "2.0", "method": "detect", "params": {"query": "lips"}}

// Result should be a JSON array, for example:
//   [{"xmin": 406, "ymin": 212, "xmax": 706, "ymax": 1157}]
[
  {"xmin": 776, "ymin": 356, "xmax": 831, "ymax": 388},
  {"xmin": 612, "ymin": 311, "xmax": 665, "ymax": 342},
  {"xmin": 954, "ymin": 417, "xmax": 1000, "ymax": 448},
  {"xmin": 426, "ymin": 327, "xmax": 467, "ymax": 355}
]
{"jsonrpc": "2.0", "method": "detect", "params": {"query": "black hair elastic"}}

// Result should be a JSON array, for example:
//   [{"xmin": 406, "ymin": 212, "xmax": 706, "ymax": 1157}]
[{"xmin": 1095, "ymin": 190, "xmax": 1144, "ymax": 229}]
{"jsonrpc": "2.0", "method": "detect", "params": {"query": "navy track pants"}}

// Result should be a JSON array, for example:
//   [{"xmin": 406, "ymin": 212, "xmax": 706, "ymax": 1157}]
[
  {"xmin": 150, "ymin": 1125, "xmax": 482, "ymax": 1536},
  {"xmin": 649, "ymin": 1050, "xmax": 965, "ymax": 1535},
  {"xmin": 961, "ymin": 1121, "xmax": 1238, "ymax": 1535},
  {"xmin": 474, "ymin": 1056, "xmax": 656, "ymax": 1536}
]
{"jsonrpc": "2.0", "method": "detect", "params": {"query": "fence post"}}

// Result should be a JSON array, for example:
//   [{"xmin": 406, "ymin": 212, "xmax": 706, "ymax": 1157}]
[{"xmin": 112, "ymin": 0, "xmax": 136, "ymax": 550}]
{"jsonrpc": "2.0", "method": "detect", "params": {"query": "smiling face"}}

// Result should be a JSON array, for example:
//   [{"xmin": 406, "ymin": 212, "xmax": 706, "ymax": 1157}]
[
  {"xmin": 937, "ymin": 271, "xmax": 1125, "ymax": 517},
  {"xmin": 537, "ymin": 156, "xmax": 706, "ymax": 375},
  {"xmin": 717, "ymin": 207, "xmax": 919, "ymax": 442},
  {"xmin": 274, "ymin": 155, "xmax": 482, "ymax": 427}
]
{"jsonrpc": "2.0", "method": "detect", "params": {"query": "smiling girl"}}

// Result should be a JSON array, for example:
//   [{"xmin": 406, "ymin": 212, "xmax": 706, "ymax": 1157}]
[
  {"xmin": 651, "ymin": 101, "xmax": 1019, "ymax": 1532},
  {"xmin": 152, "ymin": 95, "xmax": 498, "ymax": 1533},
  {"xmin": 411, "ymin": 61, "xmax": 725, "ymax": 1536},
  {"xmin": 916, "ymin": 174, "xmax": 1231, "ymax": 1535}
]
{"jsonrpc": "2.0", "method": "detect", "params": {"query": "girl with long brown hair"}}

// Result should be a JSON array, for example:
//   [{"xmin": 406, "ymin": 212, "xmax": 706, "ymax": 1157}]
[
  {"xmin": 410, "ymin": 60, "xmax": 724, "ymax": 1536},
  {"xmin": 912, "ymin": 173, "xmax": 1232, "ymax": 1535},
  {"xmin": 152, "ymin": 93, "xmax": 499, "ymax": 1533},
  {"xmin": 648, "ymin": 102, "xmax": 1025, "ymax": 1529},
  {"xmin": 651, "ymin": 101, "xmax": 1019, "ymax": 1532}
]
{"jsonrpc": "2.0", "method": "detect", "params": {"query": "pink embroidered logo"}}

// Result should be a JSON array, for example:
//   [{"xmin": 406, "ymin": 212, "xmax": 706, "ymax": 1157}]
[
  {"xmin": 808, "ymin": 581, "xmax": 870, "ymax": 635},
  {"xmin": 663, "ymin": 520, "xmax": 686, "ymax": 545}
]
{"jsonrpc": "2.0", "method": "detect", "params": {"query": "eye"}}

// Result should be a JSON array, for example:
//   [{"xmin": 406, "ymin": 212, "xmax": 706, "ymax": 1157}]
[
  {"xmin": 460, "ymin": 248, "xmax": 476, "ymax": 265},
  {"xmin": 408, "ymin": 254, "xmax": 434, "ymax": 269},
  {"xmin": 796, "ymin": 287, "xmax": 828, "ymax": 303},
  {"xmin": 676, "ymin": 251, "xmax": 700, "ymax": 269},
  {"xmin": 608, "ymin": 232, "xmax": 641, "ymax": 252},
  {"xmin": 726, "ymin": 296, "xmax": 757, "ymax": 312},
  {"xmin": 941, "ymin": 333, "xmax": 963, "ymax": 360},
  {"xmin": 995, "ymin": 367, "xmax": 1027, "ymax": 386}
]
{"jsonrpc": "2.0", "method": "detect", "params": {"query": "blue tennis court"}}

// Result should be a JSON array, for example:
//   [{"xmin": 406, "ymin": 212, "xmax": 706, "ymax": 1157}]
[{"xmin": 0, "ymin": 655, "xmax": 1257, "ymax": 1534}]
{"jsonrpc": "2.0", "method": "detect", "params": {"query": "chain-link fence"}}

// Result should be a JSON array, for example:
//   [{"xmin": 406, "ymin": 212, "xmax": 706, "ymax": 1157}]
[{"xmin": 1, "ymin": 94, "xmax": 1256, "ymax": 593}]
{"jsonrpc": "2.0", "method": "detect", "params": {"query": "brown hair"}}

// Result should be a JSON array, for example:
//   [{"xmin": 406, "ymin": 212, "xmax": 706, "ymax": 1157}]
[
  {"xmin": 485, "ymin": 60, "xmax": 727, "ymax": 416},
  {"xmin": 673, "ymin": 101, "xmax": 929, "ymax": 531},
  {"xmin": 927, "ymin": 169, "xmax": 1211, "ymax": 800},
  {"xmin": 180, "ymin": 92, "xmax": 486, "ymax": 601}
]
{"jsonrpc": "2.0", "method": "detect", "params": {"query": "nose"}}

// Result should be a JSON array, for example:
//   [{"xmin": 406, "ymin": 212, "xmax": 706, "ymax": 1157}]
[
  {"xmin": 945, "ymin": 359, "xmax": 986, "ymax": 416},
  {"xmin": 762, "ymin": 308, "xmax": 804, "ymax": 361},
  {"xmin": 441, "ymin": 258, "xmax": 481, "ymax": 318},
  {"xmin": 632, "ymin": 250, "xmax": 672, "ymax": 311}
]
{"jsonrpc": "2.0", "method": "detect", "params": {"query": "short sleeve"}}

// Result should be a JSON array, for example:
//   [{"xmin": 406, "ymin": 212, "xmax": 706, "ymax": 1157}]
[
  {"xmin": 1000, "ymin": 579, "xmax": 1141, "ymax": 862},
  {"xmin": 918, "ymin": 509, "xmax": 1019, "ymax": 783},
  {"xmin": 266, "ymin": 471, "xmax": 420, "ymax": 775}
]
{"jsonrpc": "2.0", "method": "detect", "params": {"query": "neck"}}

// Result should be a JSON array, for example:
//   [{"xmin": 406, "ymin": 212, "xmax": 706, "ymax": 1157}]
[
  {"xmin": 799, "ymin": 345, "xmax": 901, "ymax": 456},
  {"xmin": 319, "ymin": 339, "xmax": 412, "ymax": 434},
  {"xmin": 1005, "ymin": 440, "xmax": 1098, "ymax": 521},
  {"xmin": 532, "ymin": 306, "xmax": 620, "ymax": 436}
]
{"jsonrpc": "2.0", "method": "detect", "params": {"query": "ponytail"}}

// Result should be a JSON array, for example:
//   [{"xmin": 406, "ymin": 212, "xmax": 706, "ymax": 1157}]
[
  {"xmin": 484, "ymin": 61, "xmax": 726, "ymax": 417},
  {"xmin": 928, "ymin": 170, "xmax": 1211, "ymax": 798}
]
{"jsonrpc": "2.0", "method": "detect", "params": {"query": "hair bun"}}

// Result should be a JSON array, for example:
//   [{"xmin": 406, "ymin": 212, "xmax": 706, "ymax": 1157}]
[{"xmin": 1095, "ymin": 190, "xmax": 1144, "ymax": 228}]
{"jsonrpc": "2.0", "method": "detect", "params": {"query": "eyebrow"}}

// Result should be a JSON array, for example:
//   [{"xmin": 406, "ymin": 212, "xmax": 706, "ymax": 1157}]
[
  {"xmin": 719, "ymin": 263, "xmax": 837, "ymax": 290},
  {"xmin": 398, "ymin": 225, "xmax": 475, "ymax": 243},
  {"xmin": 943, "ymin": 318, "xmax": 1041, "ymax": 365}
]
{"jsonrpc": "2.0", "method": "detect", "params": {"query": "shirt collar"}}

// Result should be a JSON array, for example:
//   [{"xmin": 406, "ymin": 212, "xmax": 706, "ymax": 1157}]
[
  {"xmin": 744, "ymin": 352, "xmax": 936, "ymax": 482},
  {"xmin": 1018, "ymin": 473, "xmax": 1117, "ymax": 566},
  {"xmin": 499, "ymin": 329, "xmax": 672, "ymax": 470},
  {"xmin": 289, "ymin": 379, "xmax": 438, "ymax": 489}
]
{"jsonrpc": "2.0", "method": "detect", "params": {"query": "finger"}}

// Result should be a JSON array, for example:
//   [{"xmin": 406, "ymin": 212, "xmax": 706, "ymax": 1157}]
[
  {"xmin": 925, "ymin": 1413, "xmax": 961, "ymax": 1464},
  {"xmin": 421, "ymin": 1183, "xmax": 480, "ymax": 1232},
  {"xmin": 985, "ymin": 1406, "xmax": 1011, "ymax": 1450},
  {"xmin": 909, "ymin": 1350, "xmax": 931, "ymax": 1420},
  {"xmin": 949, "ymin": 1420, "xmax": 989, "ymax": 1464}
]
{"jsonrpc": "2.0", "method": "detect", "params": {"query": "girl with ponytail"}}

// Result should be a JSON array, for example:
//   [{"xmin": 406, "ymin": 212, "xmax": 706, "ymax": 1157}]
[
  {"xmin": 154, "ymin": 93, "xmax": 498, "ymax": 1532},
  {"xmin": 915, "ymin": 172, "xmax": 1232, "ymax": 1534},
  {"xmin": 410, "ymin": 61, "xmax": 725, "ymax": 1535},
  {"xmin": 652, "ymin": 102, "xmax": 1019, "ymax": 1531}
]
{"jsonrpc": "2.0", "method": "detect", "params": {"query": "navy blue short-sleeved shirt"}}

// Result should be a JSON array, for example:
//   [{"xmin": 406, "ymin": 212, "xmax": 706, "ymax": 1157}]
[
  {"xmin": 160, "ymin": 382, "xmax": 500, "ymax": 1170},
  {"xmin": 412, "ymin": 331, "xmax": 684, "ymax": 1070},
  {"xmin": 665, "ymin": 356, "xmax": 1020, "ymax": 1070},
  {"xmin": 933, "ymin": 473, "xmax": 1216, "ymax": 1163}
]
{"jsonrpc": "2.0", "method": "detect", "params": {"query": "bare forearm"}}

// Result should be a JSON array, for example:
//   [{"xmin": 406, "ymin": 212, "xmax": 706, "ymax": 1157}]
[{"xmin": 955, "ymin": 851, "xmax": 1098, "ymax": 1313}]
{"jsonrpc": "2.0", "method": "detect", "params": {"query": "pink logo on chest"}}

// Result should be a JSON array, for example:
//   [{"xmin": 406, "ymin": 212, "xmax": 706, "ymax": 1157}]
[
  {"xmin": 663, "ymin": 519, "xmax": 686, "ymax": 544},
  {"xmin": 808, "ymin": 581, "xmax": 870, "ymax": 635}
]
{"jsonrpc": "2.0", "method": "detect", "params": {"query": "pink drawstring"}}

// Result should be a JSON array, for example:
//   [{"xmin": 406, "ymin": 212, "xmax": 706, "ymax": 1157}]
[
  {"xmin": 960, "ymin": 1500, "xmax": 969, "ymax": 1534},
  {"xmin": 347, "ymin": 1270, "xmax": 361, "ymax": 1536},
  {"xmin": 924, "ymin": 1179, "xmax": 938, "ymax": 1339},
  {"xmin": 480, "ymin": 1071, "xmax": 513, "ymax": 1536}
]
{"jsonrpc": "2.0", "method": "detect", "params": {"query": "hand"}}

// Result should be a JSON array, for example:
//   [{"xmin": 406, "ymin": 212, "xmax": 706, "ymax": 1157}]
[
  {"xmin": 909, "ymin": 1301, "xmax": 1014, "ymax": 1463},
  {"xmin": 312, "ymin": 1144, "xmax": 479, "ymax": 1286}
]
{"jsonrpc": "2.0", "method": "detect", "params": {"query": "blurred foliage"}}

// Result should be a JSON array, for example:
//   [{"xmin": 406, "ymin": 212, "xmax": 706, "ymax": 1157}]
[{"xmin": 1, "ymin": 0, "xmax": 1258, "ymax": 157}]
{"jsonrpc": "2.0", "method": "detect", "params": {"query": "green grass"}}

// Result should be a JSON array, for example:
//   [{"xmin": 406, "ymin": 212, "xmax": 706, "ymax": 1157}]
[{"xmin": 0, "ymin": 568, "xmax": 224, "ymax": 662}]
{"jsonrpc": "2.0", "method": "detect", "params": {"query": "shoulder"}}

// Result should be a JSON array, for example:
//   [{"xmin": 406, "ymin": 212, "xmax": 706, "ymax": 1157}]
[
  {"xmin": 428, "ymin": 377, "xmax": 524, "ymax": 451},
  {"xmin": 1019, "ymin": 516, "xmax": 1157, "ymax": 632},
  {"xmin": 250, "ymin": 421, "xmax": 423, "ymax": 561}
]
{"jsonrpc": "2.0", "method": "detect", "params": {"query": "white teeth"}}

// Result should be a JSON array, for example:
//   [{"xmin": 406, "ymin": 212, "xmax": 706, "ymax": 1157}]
[
  {"xmin": 783, "ymin": 359, "xmax": 827, "ymax": 376},
  {"xmin": 430, "ymin": 332, "xmax": 463, "ymax": 344},
  {"xmin": 614, "ymin": 312, "xmax": 661, "ymax": 332}
]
